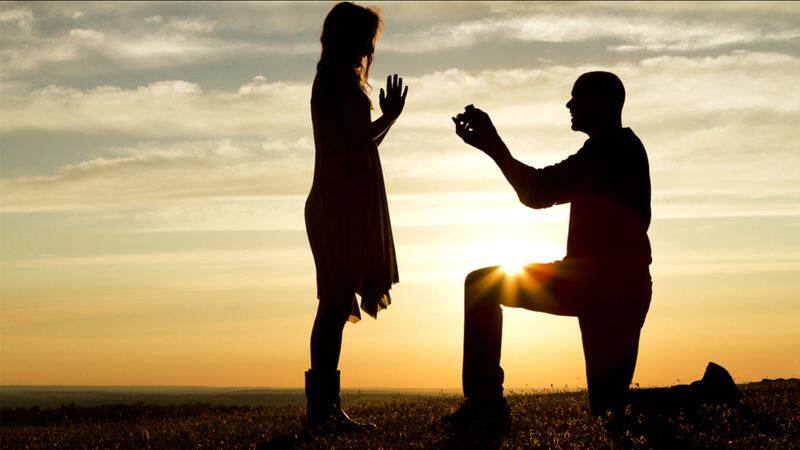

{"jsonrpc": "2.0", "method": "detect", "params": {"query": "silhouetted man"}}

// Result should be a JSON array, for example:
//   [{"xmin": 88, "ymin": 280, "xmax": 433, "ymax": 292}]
[{"xmin": 445, "ymin": 72, "xmax": 652, "ymax": 427}]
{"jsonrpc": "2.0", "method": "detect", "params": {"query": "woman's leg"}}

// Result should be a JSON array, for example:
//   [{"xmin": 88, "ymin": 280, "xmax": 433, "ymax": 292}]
[
  {"xmin": 305, "ymin": 295, "xmax": 376, "ymax": 432},
  {"xmin": 310, "ymin": 296, "xmax": 351, "ymax": 371}
]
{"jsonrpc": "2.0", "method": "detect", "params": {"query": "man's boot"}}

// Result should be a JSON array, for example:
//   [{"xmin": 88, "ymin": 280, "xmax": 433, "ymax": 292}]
[
  {"xmin": 691, "ymin": 362, "xmax": 741, "ymax": 406},
  {"xmin": 629, "ymin": 362, "xmax": 742, "ymax": 415},
  {"xmin": 304, "ymin": 369, "xmax": 376, "ymax": 435},
  {"xmin": 441, "ymin": 396, "xmax": 511, "ymax": 429}
]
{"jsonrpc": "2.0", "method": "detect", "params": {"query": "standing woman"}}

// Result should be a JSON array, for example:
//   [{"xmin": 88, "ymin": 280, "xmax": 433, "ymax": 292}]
[{"xmin": 304, "ymin": 2, "xmax": 408, "ymax": 433}]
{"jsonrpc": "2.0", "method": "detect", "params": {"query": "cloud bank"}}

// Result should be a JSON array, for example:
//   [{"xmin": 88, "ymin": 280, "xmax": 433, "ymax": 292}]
[{"xmin": 2, "ymin": 51, "xmax": 798, "ymax": 227}]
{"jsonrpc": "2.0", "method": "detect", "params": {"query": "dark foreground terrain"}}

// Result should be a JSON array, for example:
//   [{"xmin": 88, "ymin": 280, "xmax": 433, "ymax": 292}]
[{"xmin": 1, "ymin": 379, "xmax": 798, "ymax": 449}]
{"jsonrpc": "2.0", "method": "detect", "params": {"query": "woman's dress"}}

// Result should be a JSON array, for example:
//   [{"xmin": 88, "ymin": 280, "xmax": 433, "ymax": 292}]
[{"xmin": 305, "ymin": 66, "xmax": 398, "ymax": 322}]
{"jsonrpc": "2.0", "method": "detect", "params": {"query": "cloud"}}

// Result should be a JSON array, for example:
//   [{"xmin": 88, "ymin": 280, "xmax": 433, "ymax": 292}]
[
  {"xmin": 1, "ymin": 77, "xmax": 310, "ymax": 137},
  {"xmin": 0, "ymin": 138, "xmax": 313, "ymax": 213},
  {"xmin": 0, "ymin": 7, "xmax": 33, "ymax": 30},
  {"xmin": 1, "ymin": 51, "xmax": 798, "ymax": 224},
  {"xmin": 68, "ymin": 28, "xmax": 103, "ymax": 42},
  {"xmin": 167, "ymin": 18, "xmax": 217, "ymax": 34},
  {"xmin": 380, "ymin": 11, "xmax": 800, "ymax": 53},
  {"xmin": 2, "ymin": 2, "xmax": 798, "ymax": 85},
  {"xmin": 5, "ymin": 51, "xmax": 797, "ymax": 137},
  {"xmin": 0, "ymin": 27, "xmax": 102, "ymax": 71},
  {"xmin": 0, "ymin": 17, "xmax": 308, "ymax": 74}
]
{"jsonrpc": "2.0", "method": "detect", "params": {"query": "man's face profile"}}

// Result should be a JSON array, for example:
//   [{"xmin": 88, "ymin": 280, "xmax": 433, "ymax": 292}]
[
  {"xmin": 566, "ymin": 82, "xmax": 594, "ymax": 133},
  {"xmin": 565, "ymin": 73, "xmax": 624, "ymax": 135}
]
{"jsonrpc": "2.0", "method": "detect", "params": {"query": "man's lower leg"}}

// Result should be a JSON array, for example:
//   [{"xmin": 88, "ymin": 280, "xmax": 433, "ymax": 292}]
[{"xmin": 462, "ymin": 274, "xmax": 505, "ymax": 400}]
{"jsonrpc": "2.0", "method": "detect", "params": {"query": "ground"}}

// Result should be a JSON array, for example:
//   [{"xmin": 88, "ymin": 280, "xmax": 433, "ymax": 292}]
[{"xmin": 1, "ymin": 380, "xmax": 798, "ymax": 449}]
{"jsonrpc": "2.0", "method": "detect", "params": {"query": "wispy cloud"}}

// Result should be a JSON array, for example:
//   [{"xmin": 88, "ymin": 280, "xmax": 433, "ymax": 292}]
[
  {"xmin": 166, "ymin": 17, "xmax": 217, "ymax": 34},
  {"xmin": 0, "ymin": 7, "xmax": 33, "ymax": 31},
  {"xmin": 2, "ymin": 51, "xmax": 798, "ymax": 224},
  {"xmin": 0, "ymin": 138, "xmax": 313, "ymax": 213},
  {"xmin": 1, "ymin": 77, "xmax": 310, "ymax": 136},
  {"xmin": 4, "ymin": 51, "xmax": 797, "ymax": 136},
  {"xmin": 381, "ymin": 12, "xmax": 800, "ymax": 53},
  {"xmin": 0, "ymin": 17, "xmax": 313, "ymax": 74},
  {"xmin": 4, "ymin": 2, "xmax": 798, "ymax": 82}
]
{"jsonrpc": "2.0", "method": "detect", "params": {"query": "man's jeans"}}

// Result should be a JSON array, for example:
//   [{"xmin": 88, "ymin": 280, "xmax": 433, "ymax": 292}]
[{"xmin": 462, "ymin": 259, "xmax": 651, "ymax": 416}]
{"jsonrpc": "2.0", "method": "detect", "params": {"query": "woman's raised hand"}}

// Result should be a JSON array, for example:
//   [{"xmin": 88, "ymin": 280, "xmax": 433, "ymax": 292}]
[{"xmin": 379, "ymin": 74, "xmax": 408, "ymax": 121}]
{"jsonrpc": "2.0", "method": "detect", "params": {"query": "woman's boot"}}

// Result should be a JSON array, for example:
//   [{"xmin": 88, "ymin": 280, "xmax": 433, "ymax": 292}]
[{"xmin": 304, "ymin": 369, "xmax": 376, "ymax": 434}]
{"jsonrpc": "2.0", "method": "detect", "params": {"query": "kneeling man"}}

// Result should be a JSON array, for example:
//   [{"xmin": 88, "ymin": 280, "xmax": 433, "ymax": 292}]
[{"xmin": 446, "ymin": 72, "xmax": 652, "ymax": 426}]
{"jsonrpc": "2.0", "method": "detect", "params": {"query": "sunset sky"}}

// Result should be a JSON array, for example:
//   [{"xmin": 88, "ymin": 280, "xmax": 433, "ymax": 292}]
[{"xmin": 1, "ymin": 1, "xmax": 799, "ymax": 389}]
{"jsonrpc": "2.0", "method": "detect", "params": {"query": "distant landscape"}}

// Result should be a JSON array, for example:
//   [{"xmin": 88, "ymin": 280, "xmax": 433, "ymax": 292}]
[
  {"xmin": 0, "ymin": 385, "xmax": 457, "ymax": 409},
  {"xmin": 1, "ymin": 379, "xmax": 798, "ymax": 448}
]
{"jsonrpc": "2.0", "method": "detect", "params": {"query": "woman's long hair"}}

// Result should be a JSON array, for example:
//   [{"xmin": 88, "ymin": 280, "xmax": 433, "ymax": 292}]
[{"xmin": 317, "ymin": 2, "xmax": 382, "ymax": 103}]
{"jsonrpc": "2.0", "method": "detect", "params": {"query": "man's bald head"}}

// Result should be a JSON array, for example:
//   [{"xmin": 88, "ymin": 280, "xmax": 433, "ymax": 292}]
[
  {"xmin": 567, "ymin": 71, "xmax": 625, "ymax": 136},
  {"xmin": 574, "ymin": 71, "xmax": 625, "ymax": 113}
]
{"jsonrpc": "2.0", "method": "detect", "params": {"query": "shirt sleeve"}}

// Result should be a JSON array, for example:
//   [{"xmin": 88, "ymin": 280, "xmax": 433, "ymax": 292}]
[{"xmin": 508, "ymin": 147, "xmax": 590, "ymax": 209}]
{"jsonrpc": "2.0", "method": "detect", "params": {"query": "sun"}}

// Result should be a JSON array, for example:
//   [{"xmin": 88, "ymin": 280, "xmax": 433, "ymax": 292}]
[
  {"xmin": 494, "ymin": 240, "xmax": 537, "ymax": 276},
  {"xmin": 458, "ymin": 236, "xmax": 563, "ymax": 277}
]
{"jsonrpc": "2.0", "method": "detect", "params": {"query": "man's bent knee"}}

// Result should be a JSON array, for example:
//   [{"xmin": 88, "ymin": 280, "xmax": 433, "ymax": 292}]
[
  {"xmin": 464, "ymin": 266, "xmax": 503, "ymax": 313},
  {"xmin": 464, "ymin": 265, "xmax": 501, "ymax": 291}
]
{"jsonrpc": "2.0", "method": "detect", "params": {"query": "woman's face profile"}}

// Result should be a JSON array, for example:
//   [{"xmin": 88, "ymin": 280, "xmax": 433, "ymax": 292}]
[
  {"xmin": 360, "ymin": 31, "xmax": 377, "ymax": 57},
  {"xmin": 354, "ymin": 35, "xmax": 376, "ymax": 70}
]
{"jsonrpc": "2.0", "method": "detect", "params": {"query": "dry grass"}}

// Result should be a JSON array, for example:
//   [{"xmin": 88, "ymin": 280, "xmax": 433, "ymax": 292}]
[{"xmin": 1, "ymin": 380, "xmax": 798, "ymax": 449}]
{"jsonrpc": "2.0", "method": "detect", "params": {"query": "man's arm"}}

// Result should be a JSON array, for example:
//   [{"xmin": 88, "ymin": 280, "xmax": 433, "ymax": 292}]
[
  {"xmin": 453, "ymin": 107, "xmax": 582, "ymax": 209},
  {"xmin": 486, "ymin": 136, "xmax": 581, "ymax": 209}
]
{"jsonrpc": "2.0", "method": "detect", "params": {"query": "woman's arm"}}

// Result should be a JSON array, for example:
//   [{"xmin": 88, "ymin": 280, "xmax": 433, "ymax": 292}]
[
  {"xmin": 369, "ymin": 114, "xmax": 396, "ymax": 146},
  {"xmin": 323, "ymin": 72, "xmax": 407, "ymax": 152},
  {"xmin": 371, "ymin": 74, "xmax": 408, "ymax": 147}
]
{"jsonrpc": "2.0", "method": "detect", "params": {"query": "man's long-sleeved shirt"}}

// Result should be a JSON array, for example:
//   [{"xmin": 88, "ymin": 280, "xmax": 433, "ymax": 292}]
[{"xmin": 509, "ymin": 127, "xmax": 652, "ymax": 267}]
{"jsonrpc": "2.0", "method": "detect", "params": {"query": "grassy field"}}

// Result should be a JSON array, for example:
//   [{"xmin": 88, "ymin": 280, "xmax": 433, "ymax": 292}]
[{"xmin": 1, "ymin": 379, "xmax": 797, "ymax": 449}]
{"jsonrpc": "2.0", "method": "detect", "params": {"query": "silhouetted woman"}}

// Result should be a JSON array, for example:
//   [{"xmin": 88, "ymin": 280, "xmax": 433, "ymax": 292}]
[{"xmin": 304, "ymin": 1, "xmax": 407, "ymax": 433}]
